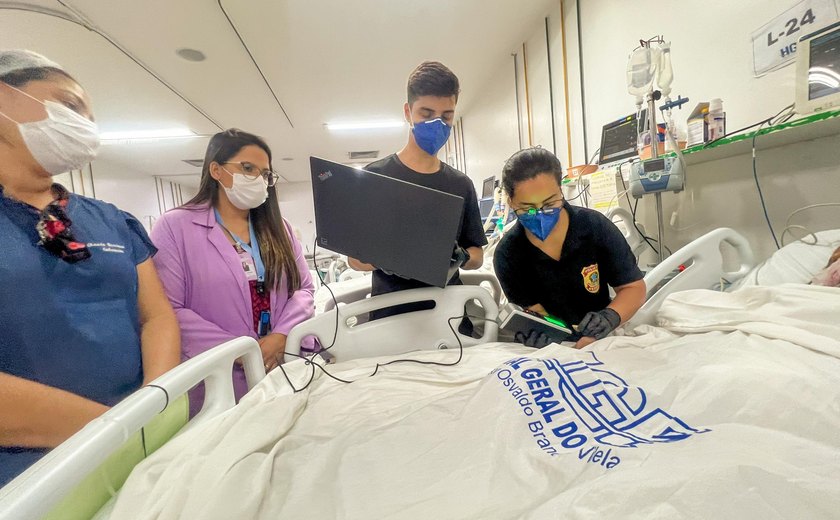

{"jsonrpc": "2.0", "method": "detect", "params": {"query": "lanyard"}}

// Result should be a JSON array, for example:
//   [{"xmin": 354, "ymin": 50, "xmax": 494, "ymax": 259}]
[{"xmin": 214, "ymin": 209, "xmax": 266, "ymax": 283}]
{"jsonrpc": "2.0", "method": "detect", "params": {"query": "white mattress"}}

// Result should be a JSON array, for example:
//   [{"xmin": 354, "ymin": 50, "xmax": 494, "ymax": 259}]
[
  {"xmin": 111, "ymin": 284, "xmax": 840, "ymax": 519},
  {"xmin": 730, "ymin": 229, "xmax": 840, "ymax": 289}
]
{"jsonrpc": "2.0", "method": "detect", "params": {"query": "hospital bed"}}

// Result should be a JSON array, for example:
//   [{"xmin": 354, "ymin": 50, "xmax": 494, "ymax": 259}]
[
  {"xmin": 4, "ymin": 227, "xmax": 840, "ymax": 519},
  {"xmin": 313, "ymin": 268, "xmax": 503, "ymax": 316}
]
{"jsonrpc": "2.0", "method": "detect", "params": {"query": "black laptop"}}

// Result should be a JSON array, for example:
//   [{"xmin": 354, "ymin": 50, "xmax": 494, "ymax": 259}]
[{"xmin": 310, "ymin": 157, "xmax": 465, "ymax": 288}]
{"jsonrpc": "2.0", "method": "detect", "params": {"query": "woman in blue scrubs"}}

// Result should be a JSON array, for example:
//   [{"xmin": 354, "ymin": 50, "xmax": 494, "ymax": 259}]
[{"xmin": 0, "ymin": 50, "xmax": 180, "ymax": 486}]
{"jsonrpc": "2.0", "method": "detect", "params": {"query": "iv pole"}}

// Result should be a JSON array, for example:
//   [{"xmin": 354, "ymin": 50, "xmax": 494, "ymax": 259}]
[
  {"xmin": 628, "ymin": 36, "xmax": 674, "ymax": 265},
  {"xmin": 646, "ymin": 91, "xmax": 666, "ymax": 264}
]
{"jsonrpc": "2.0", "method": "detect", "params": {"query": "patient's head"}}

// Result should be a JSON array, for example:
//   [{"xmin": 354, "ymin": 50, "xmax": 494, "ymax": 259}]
[
  {"xmin": 829, "ymin": 245, "xmax": 840, "ymax": 267},
  {"xmin": 811, "ymin": 245, "xmax": 840, "ymax": 287}
]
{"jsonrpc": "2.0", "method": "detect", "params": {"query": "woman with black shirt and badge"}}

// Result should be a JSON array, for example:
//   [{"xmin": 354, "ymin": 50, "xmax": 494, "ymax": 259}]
[{"xmin": 494, "ymin": 147, "xmax": 646, "ymax": 349}]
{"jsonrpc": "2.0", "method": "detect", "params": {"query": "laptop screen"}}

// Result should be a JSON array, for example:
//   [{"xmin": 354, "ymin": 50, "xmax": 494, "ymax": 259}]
[
  {"xmin": 599, "ymin": 110, "xmax": 645, "ymax": 165},
  {"xmin": 482, "ymin": 176, "xmax": 495, "ymax": 198},
  {"xmin": 478, "ymin": 197, "xmax": 494, "ymax": 219},
  {"xmin": 310, "ymin": 157, "xmax": 465, "ymax": 288}
]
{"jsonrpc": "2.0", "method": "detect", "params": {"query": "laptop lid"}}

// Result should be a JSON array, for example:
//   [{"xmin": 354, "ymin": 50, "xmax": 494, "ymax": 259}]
[{"xmin": 310, "ymin": 157, "xmax": 465, "ymax": 288}]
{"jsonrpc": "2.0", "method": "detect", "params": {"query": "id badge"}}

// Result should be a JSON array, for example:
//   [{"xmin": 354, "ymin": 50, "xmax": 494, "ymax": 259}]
[{"xmin": 239, "ymin": 251, "xmax": 259, "ymax": 281}]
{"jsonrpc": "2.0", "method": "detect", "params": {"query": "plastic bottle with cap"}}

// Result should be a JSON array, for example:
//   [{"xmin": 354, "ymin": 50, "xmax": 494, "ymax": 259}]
[{"xmin": 708, "ymin": 98, "xmax": 726, "ymax": 141}]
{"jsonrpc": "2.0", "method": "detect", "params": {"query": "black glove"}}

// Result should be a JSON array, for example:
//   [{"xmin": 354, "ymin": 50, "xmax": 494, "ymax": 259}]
[
  {"xmin": 514, "ymin": 330, "xmax": 552, "ymax": 348},
  {"xmin": 577, "ymin": 308, "xmax": 622, "ymax": 340},
  {"xmin": 451, "ymin": 243, "xmax": 470, "ymax": 268}
]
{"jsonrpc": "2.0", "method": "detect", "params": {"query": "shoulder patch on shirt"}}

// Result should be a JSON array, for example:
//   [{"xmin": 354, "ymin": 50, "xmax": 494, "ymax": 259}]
[{"xmin": 582, "ymin": 263, "xmax": 600, "ymax": 293}]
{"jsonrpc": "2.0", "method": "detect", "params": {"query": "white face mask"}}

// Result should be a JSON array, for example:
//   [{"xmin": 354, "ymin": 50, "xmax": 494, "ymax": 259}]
[
  {"xmin": 0, "ymin": 86, "xmax": 99, "ymax": 175},
  {"xmin": 220, "ymin": 166, "xmax": 268, "ymax": 210}
]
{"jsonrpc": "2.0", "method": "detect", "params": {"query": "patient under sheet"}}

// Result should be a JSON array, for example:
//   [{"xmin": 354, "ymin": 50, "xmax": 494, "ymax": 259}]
[{"xmin": 112, "ymin": 284, "xmax": 840, "ymax": 520}]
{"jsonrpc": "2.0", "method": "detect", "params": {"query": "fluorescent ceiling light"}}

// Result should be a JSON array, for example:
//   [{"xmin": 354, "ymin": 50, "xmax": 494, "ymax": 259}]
[
  {"xmin": 99, "ymin": 127, "xmax": 197, "ymax": 140},
  {"xmin": 325, "ymin": 121, "xmax": 406, "ymax": 131}
]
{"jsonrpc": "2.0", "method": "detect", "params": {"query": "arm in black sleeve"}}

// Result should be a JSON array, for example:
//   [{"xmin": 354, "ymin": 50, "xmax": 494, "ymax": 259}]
[
  {"xmin": 493, "ymin": 244, "xmax": 537, "ymax": 308},
  {"xmin": 459, "ymin": 180, "xmax": 489, "ymax": 248},
  {"xmin": 595, "ymin": 213, "xmax": 644, "ymax": 287}
]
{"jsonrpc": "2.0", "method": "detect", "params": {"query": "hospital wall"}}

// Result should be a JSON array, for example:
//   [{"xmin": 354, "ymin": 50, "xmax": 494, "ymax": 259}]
[
  {"xmin": 460, "ymin": 0, "xmax": 840, "ymax": 261},
  {"xmin": 55, "ymin": 166, "xmax": 197, "ymax": 232},
  {"xmin": 276, "ymin": 181, "xmax": 318, "ymax": 253},
  {"xmin": 461, "ymin": 0, "xmax": 579, "ymax": 189}
]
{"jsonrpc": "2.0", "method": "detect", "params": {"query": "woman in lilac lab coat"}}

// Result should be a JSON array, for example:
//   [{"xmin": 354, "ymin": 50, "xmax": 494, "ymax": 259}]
[{"xmin": 151, "ymin": 129, "xmax": 315, "ymax": 414}]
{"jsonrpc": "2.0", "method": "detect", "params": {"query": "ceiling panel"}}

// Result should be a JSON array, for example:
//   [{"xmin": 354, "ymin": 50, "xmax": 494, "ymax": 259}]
[{"xmin": 1, "ymin": 0, "xmax": 557, "ymax": 182}]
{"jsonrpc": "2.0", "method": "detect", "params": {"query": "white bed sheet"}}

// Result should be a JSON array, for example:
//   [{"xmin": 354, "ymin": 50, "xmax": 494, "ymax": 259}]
[
  {"xmin": 729, "ymin": 229, "xmax": 840, "ymax": 289},
  {"xmin": 112, "ymin": 285, "xmax": 840, "ymax": 519}
]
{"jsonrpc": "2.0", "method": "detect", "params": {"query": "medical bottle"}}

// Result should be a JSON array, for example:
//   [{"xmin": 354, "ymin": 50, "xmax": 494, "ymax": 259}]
[{"xmin": 708, "ymin": 98, "xmax": 726, "ymax": 141}]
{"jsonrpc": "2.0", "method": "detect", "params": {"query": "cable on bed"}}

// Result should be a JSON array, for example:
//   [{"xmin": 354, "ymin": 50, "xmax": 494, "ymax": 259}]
[
  {"xmin": 276, "ymin": 241, "xmax": 496, "ymax": 393},
  {"xmin": 277, "ymin": 315, "xmax": 499, "ymax": 392},
  {"xmin": 274, "ymin": 239, "xmax": 345, "ymax": 393},
  {"xmin": 367, "ymin": 315, "xmax": 486, "ymax": 377}
]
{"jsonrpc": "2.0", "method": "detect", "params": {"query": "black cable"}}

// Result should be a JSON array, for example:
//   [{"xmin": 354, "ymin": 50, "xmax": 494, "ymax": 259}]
[
  {"xmin": 277, "ymin": 240, "xmax": 495, "ymax": 393},
  {"xmin": 277, "ymin": 356, "xmax": 316, "ymax": 393},
  {"xmin": 279, "ymin": 314, "xmax": 498, "ymax": 393},
  {"xmin": 306, "ymin": 238, "xmax": 340, "ymax": 352},
  {"xmin": 566, "ymin": 183, "xmax": 590, "ymax": 203},
  {"xmin": 630, "ymin": 197, "xmax": 663, "ymax": 257},
  {"xmin": 702, "ymin": 120, "xmax": 767, "ymax": 148},
  {"xmin": 751, "ymin": 121, "xmax": 781, "ymax": 250},
  {"xmin": 368, "ymin": 316, "xmax": 483, "ymax": 376},
  {"xmin": 275, "ymin": 239, "xmax": 343, "ymax": 393},
  {"xmin": 284, "ymin": 351, "xmax": 355, "ymax": 384},
  {"xmin": 640, "ymin": 236, "xmax": 673, "ymax": 256},
  {"xmin": 703, "ymin": 103, "xmax": 795, "ymax": 148}
]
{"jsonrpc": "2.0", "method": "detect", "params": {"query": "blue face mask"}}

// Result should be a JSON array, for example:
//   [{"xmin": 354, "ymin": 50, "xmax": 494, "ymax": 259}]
[
  {"xmin": 411, "ymin": 118, "xmax": 452, "ymax": 156},
  {"xmin": 517, "ymin": 206, "xmax": 561, "ymax": 241}
]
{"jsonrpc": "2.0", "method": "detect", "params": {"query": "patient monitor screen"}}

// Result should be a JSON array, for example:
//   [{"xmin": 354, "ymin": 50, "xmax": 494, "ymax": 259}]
[
  {"xmin": 808, "ymin": 29, "xmax": 840, "ymax": 101},
  {"xmin": 599, "ymin": 111, "xmax": 644, "ymax": 165}
]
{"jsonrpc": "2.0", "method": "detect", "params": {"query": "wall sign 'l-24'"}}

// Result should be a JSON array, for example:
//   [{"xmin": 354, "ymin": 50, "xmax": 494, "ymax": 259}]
[{"xmin": 751, "ymin": 0, "xmax": 839, "ymax": 76}]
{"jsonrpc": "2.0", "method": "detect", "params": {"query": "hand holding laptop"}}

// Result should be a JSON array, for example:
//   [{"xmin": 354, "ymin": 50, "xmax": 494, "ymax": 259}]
[{"xmin": 451, "ymin": 243, "xmax": 470, "ymax": 268}]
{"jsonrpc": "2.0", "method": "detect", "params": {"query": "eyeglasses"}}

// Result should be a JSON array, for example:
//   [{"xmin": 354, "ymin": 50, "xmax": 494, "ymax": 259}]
[
  {"xmin": 512, "ymin": 197, "xmax": 564, "ymax": 216},
  {"xmin": 222, "ymin": 161, "xmax": 281, "ymax": 187}
]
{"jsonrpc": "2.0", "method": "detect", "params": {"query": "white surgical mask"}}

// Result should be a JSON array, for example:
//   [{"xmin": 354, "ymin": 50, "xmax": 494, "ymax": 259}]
[
  {"xmin": 0, "ymin": 85, "xmax": 99, "ymax": 175},
  {"xmin": 220, "ymin": 166, "xmax": 268, "ymax": 210}
]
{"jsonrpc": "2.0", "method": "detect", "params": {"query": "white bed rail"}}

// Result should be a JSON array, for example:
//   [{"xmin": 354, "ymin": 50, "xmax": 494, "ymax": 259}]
[
  {"xmin": 606, "ymin": 207, "xmax": 650, "ymax": 260},
  {"xmin": 459, "ymin": 270, "xmax": 503, "ymax": 307},
  {"xmin": 287, "ymin": 285, "xmax": 499, "ymax": 362},
  {"xmin": 0, "ymin": 337, "xmax": 264, "ymax": 520},
  {"xmin": 322, "ymin": 277, "xmax": 372, "ymax": 314},
  {"xmin": 627, "ymin": 227, "xmax": 754, "ymax": 329}
]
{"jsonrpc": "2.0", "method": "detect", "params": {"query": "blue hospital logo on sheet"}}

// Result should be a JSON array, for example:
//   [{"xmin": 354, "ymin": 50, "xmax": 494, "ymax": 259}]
[{"xmin": 491, "ymin": 353, "xmax": 709, "ymax": 470}]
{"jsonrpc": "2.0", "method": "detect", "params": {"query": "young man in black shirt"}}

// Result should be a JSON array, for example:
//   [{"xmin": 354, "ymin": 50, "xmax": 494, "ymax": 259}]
[
  {"xmin": 494, "ymin": 147, "xmax": 646, "ymax": 349},
  {"xmin": 348, "ymin": 61, "xmax": 487, "ymax": 322}
]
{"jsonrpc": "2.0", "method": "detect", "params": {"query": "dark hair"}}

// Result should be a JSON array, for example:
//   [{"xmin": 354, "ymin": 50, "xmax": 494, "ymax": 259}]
[
  {"xmin": 407, "ymin": 61, "xmax": 460, "ymax": 104},
  {"xmin": 501, "ymin": 147, "xmax": 564, "ymax": 197},
  {"xmin": 0, "ymin": 67, "xmax": 76, "ymax": 88},
  {"xmin": 184, "ymin": 129, "xmax": 301, "ymax": 296}
]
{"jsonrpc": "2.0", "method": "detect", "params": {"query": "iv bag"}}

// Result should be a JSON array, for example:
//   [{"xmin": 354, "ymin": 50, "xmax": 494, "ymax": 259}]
[
  {"xmin": 626, "ymin": 47, "xmax": 659, "ymax": 104},
  {"xmin": 658, "ymin": 42, "xmax": 674, "ymax": 98}
]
